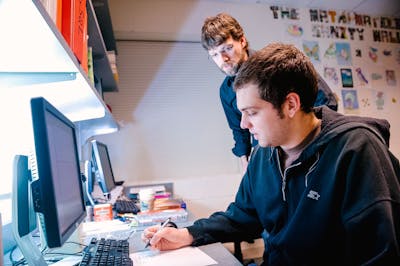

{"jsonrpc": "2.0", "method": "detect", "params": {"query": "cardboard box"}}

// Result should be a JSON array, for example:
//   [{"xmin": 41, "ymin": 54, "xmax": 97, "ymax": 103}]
[{"xmin": 93, "ymin": 203, "xmax": 113, "ymax": 222}]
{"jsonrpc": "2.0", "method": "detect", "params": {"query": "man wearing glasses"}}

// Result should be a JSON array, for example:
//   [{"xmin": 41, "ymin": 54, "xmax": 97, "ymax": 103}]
[{"xmin": 201, "ymin": 13, "xmax": 338, "ymax": 173}]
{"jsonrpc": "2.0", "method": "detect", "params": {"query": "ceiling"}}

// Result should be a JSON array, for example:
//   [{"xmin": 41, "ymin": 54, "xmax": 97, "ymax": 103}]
[{"xmin": 216, "ymin": 0, "xmax": 400, "ymax": 17}]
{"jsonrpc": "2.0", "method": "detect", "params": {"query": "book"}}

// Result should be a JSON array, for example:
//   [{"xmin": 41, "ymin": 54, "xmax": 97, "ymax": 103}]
[
  {"xmin": 87, "ymin": 46, "xmax": 94, "ymax": 85},
  {"xmin": 61, "ymin": 0, "xmax": 88, "ymax": 73},
  {"xmin": 61, "ymin": 0, "xmax": 74, "ymax": 45},
  {"xmin": 72, "ymin": 0, "xmax": 88, "ymax": 73},
  {"xmin": 40, "ymin": 0, "xmax": 62, "ymax": 32}
]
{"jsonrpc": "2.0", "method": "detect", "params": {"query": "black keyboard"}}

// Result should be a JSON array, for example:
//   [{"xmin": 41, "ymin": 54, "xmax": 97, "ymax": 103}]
[
  {"xmin": 79, "ymin": 237, "xmax": 133, "ymax": 266},
  {"xmin": 115, "ymin": 199, "xmax": 140, "ymax": 214}
]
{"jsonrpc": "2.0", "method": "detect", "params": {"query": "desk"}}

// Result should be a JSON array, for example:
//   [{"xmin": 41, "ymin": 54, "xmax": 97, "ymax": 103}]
[
  {"xmin": 79, "ymin": 219, "xmax": 242, "ymax": 266},
  {"xmin": 4, "ymin": 224, "xmax": 242, "ymax": 266}
]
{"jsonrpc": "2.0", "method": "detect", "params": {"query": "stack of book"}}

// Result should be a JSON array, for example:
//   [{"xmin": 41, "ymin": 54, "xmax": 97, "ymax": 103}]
[{"xmin": 40, "ymin": 0, "xmax": 88, "ymax": 73}]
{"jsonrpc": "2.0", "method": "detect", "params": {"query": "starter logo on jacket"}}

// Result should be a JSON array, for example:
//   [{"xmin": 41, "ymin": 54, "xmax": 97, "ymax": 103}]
[{"xmin": 307, "ymin": 190, "xmax": 320, "ymax": 200}]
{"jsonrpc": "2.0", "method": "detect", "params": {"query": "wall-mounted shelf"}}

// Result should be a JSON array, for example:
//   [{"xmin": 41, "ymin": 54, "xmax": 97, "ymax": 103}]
[
  {"xmin": 0, "ymin": 0, "xmax": 118, "ymax": 136},
  {"xmin": 87, "ymin": 0, "xmax": 118, "ymax": 92}
]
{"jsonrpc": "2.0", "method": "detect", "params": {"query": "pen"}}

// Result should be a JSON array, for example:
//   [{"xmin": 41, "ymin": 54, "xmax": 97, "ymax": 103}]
[{"xmin": 145, "ymin": 217, "xmax": 172, "ymax": 248}]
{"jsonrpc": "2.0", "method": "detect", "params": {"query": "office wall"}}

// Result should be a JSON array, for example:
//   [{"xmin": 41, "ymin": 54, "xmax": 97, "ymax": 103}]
[{"xmin": 98, "ymin": 0, "xmax": 400, "ymax": 218}]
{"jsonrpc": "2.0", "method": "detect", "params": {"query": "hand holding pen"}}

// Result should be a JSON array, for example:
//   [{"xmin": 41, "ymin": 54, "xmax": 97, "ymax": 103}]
[
  {"xmin": 144, "ymin": 217, "xmax": 172, "ymax": 248},
  {"xmin": 142, "ymin": 218, "xmax": 193, "ymax": 251}
]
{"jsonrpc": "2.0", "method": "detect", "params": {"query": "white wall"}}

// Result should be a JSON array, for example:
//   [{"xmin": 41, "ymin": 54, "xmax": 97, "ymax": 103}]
[{"xmin": 99, "ymin": 0, "xmax": 400, "ymax": 218}]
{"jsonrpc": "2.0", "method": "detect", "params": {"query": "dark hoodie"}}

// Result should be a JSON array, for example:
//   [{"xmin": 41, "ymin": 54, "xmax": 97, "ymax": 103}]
[{"xmin": 187, "ymin": 106, "xmax": 400, "ymax": 265}]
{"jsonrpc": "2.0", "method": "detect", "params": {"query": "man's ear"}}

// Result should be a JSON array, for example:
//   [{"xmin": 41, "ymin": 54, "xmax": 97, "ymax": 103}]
[
  {"xmin": 240, "ymin": 36, "xmax": 247, "ymax": 49},
  {"xmin": 285, "ymin": 92, "xmax": 301, "ymax": 118}
]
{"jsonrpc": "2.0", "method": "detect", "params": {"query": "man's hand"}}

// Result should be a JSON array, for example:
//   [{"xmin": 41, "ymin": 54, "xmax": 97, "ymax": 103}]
[{"xmin": 141, "ymin": 226, "xmax": 194, "ymax": 251}]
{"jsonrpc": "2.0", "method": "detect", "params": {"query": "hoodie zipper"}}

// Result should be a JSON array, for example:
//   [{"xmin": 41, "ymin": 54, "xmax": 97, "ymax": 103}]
[{"xmin": 277, "ymin": 152, "xmax": 301, "ymax": 201}]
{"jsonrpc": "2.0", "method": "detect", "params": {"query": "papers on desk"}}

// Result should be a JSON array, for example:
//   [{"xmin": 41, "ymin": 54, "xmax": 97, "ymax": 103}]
[
  {"xmin": 79, "ymin": 220, "xmax": 133, "ymax": 242},
  {"xmin": 130, "ymin": 246, "xmax": 217, "ymax": 266}
]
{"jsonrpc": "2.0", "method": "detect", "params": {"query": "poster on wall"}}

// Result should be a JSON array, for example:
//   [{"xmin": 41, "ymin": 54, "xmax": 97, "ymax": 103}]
[
  {"xmin": 336, "ymin": 43, "xmax": 352, "ymax": 66},
  {"xmin": 342, "ymin": 89, "xmax": 359, "ymax": 113},
  {"xmin": 340, "ymin": 68, "xmax": 354, "ymax": 87},
  {"xmin": 302, "ymin": 40, "xmax": 320, "ymax": 63},
  {"xmin": 386, "ymin": 70, "xmax": 397, "ymax": 86}
]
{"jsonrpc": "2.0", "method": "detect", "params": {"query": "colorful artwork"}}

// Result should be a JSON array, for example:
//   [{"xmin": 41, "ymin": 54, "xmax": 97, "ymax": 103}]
[
  {"xmin": 355, "ymin": 67, "xmax": 368, "ymax": 86},
  {"xmin": 340, "ymin": 68, "xmax": 353, "ymax": 87},
  {"xmin": 383, "ymin": 49, "xmax": 392, "ymax": 56},
  {"xmin": 324, "ymin": 43, "xmax": 336, "ymax": 59},
  {"xmin": 303, "ymin": 40, "xmax": 320, "ymax": 62},
  {"xmin": 371, "ymin": 73, "xmax": 383, "ymax": 80},
  {"xmin": 324, "ymin": 66, "xmax": 339, "ymax": 85},
  {"xmin": 375, "ymin": 91, "xmax": 385, "ymax": 110},
  {"xmin": 287, "ymin": 24, "xmax": 303, "ymax": 37},
  {"xmin": 361, "ymin": 98, "xmax": 370, "ymax": 108},
  {"xmin": 386, "ymin": 70, "xmax": 396, "ymax": 86},
  {"xmin": 335, "ymin": 43, "xmax": 352, "ymax": 65},
  {"xmin": 342, "ymin": 89, "xmax": 359, "ymax": 111},
  {"xmin": 369, "ymin": 47, "xmax": 378, "ymax": 62}
]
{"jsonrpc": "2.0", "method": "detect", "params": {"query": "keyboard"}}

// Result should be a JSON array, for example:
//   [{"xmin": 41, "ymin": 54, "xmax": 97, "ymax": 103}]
[
  {"xmin": 79, "ymin": 237, "xmax": 133, "ymax": 266},
  {"xmin": 115, "ymin": 199, "xmax": 140, "ymax": 214},
  {"xmin": 108, "ymin": 185, "xmax": 124, "ymax": 205}
]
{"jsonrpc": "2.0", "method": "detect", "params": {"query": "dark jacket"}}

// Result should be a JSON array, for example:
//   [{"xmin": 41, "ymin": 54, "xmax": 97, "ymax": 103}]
[
  {"xmin": 220, "ymin": 73, "xmax": 338, "ymax": 158},
  {"xmin": 188, "ymin": 106, "xmax": 400, "ymax": 265}
]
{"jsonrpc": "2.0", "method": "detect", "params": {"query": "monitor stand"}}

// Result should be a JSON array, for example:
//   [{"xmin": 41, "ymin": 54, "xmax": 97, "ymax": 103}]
[{"xmin": 12, "ymin": 155, "xmax": 47, "ymax": 265}]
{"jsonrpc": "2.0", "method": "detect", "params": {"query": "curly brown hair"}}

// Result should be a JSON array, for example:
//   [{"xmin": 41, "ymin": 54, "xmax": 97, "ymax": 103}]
[{"xmin": 201, "ymin": 13, "xmax": 248, "ymax": 51}]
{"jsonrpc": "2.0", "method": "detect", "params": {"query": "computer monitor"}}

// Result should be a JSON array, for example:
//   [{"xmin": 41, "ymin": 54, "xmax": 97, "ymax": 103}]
[
  {"xmin": 90, "ymin": 140, "xmax": 120, "ymax": 194},
  {"xmin": 29, "ymin": 97, "xmax": 86, "ymax": 248}
]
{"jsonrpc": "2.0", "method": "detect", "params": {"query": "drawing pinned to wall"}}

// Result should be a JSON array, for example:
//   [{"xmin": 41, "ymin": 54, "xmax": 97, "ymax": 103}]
[
  {"xmin": 335, "ymin": 42, "xmax": 352, "ymax": 65},
  {"xmin": 355, "ymin": 49, "xmax": 362, "ymax": 57},
  {"xmin": 386, "ymin": 70, "xmax": 396, "ymax": 86},
  {"xmin": 374, "ymin": 91, "xmax": 386, "ymax": 110},
  {"xmin": 286, "ymin": 24, "xmax": 303, "ymax": 37},
  {"xmin": 382, "ymin": 49, "xmax": 392, "ymax": 57},
  {"xmin": 340, "ymin": 68, "xmax": 353, "ymax": 87},
  {"xmin": 371, "ymin": 72, "xmax": 383, "ymax": 81},
  {"xmin": 368, "ymin": 47, "xmax": 378, "ymax": 62},
  {"xmin": 342, "ymin": 89, "xmax": 359, "ymax": 113},
  {"xmin": 361, "ymin": 97, "xmax": 370, "ymax": 108},
  {"xmin": 303, "ymin": 40, "xmax": 320, "ymax": 63},
  {"xmin": 323, "ymin": 66, "xmax": 339, "ymax": 85},
  {"xmin": 354, "ymin": 67, "xmax": 369, "ymax": 86},
  {"xmin": 324, "ymin": 43, "xmax": 336, "ymax": 59}
]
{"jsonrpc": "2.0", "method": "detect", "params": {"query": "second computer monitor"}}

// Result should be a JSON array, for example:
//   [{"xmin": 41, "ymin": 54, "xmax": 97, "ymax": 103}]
[{"xmin": 91, "ymin": 140, "xmax": 117, "ymax": 194}]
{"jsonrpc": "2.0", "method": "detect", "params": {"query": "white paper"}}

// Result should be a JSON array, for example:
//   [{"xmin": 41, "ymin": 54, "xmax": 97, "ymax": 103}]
[{"xmin": 130, "ymin": 246, "xmax": 217, "ymax": 266}]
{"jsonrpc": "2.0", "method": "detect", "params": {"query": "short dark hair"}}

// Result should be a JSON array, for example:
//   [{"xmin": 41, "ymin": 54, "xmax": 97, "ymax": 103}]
[
  {"xmin": 234, "ymin": 43, "xmax": 318, "ymax": 114},
  {"xmin": 201, "ymin": 13, "xmax": 248, "ymax": 51}
]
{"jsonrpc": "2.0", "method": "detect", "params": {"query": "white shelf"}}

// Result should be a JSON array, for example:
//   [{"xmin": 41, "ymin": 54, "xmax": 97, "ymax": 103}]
[{"xmin": 0, "ymin": 0, "xmax": 118, "ymax": 134}]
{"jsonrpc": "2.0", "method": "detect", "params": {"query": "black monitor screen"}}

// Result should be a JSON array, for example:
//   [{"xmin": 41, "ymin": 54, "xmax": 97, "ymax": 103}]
[
  {"xmin": 91, "ymin": 140, "xmax": 116, "ymax": 194},
  {"xmin": 30, "ymin": 97, "xmax": 86, "ymax": 248}
]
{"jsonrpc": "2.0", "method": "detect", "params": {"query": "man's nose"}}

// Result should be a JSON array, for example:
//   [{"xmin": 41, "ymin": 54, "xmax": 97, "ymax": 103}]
[{"xmin": 240, "ymin": 115, "xmax": 248, "ymax": 129}]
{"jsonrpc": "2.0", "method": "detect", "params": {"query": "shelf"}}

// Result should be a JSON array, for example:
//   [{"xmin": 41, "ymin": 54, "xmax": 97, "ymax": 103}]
[
  {"xmin": 91, "ymin": 0, "xmax": 117, "ymax": 53},
  {"xmin": 0, "ymin": 0, "xmax": 118, "ymax": 135},
  {"xmin": 87, "ymin": 0, "xmax": 118, "ymax": 92}
]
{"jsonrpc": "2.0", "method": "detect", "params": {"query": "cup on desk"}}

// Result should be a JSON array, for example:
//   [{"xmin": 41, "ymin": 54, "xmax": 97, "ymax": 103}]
[{"xmin": 139, "ymin": 188, "xmax": 155, "ymax": 212}]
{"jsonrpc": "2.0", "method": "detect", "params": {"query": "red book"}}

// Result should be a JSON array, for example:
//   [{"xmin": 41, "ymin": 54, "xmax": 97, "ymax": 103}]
[
  {"xmin": 61, "ymin": 0, "xmax": 88, "ymax": 73},
  {"xmin": 61, "ymin": 0, "xmax": 74, "ymax": 46},
  {"xmin": 72, "ymin": 0, "xmax": 88, "ymax": 73}
]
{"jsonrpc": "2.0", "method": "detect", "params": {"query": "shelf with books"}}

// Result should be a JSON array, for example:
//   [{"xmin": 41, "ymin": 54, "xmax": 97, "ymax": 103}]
[
  {"xmin": 87, "ymin": 0, "xmax": 119, "ymax": 92},
  {"xmin": 0, "ymin": 0, "xmax": 118, "ymax": 135}
]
